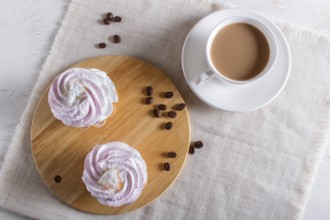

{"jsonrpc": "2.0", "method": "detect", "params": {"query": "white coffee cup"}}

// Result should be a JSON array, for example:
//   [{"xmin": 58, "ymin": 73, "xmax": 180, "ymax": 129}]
[{"xmin": 195, "ymin": 16, "xmax": 278, "ymax": 86}]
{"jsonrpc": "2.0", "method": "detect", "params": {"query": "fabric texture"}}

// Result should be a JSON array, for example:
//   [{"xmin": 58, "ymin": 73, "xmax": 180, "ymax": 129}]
[{"xmin": 1, "ymin": 0, "xmax": 330, "ymax": 219}]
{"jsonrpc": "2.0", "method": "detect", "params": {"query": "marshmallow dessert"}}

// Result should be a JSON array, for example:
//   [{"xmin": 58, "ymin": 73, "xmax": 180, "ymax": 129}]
[
  {"xmin": 48, "ymin": 68, "xmax": 118, "ymax": 128},
  {"xmin": 82, "ymin": 142, "xmax": 148, "ymax": 207}
]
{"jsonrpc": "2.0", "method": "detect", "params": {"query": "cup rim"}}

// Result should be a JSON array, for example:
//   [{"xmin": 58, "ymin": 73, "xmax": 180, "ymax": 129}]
[{"xmin": 206, "ymin": 16, "xmax": 278, "ymax": 84}]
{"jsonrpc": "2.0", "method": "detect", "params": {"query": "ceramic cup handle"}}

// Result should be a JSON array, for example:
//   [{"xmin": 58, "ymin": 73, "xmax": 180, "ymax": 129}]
[{"xmin": 195, "ymin": 69, "xmax": 217, "ymax": 86}]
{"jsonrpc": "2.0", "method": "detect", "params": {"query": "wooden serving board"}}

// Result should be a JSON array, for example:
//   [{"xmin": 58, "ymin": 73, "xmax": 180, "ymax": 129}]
[{"xmin": 31, "ymin": 56, "xmax": 191, "ymax": 214}]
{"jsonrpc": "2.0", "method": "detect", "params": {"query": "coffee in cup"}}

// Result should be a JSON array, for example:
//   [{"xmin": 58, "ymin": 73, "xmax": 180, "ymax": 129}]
[{"xmin": 196, "ymin": 16, "xmax": 277, "ymax": 86}]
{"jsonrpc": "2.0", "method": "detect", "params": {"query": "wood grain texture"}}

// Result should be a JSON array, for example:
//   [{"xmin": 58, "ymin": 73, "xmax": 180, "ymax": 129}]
[{"xmin": 31, "ymin": 56, "xmax": 191, "ymax": 214}]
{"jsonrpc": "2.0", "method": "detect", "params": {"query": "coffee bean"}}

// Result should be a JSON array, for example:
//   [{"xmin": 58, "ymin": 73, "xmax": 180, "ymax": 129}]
[
  {"xmin": 113, "ymin": 16, "xmax": 122, "ymax": 22},
  {"xmin": 103, "ymin": 18, "xmax": 111, "ymax": 25},
  {"xmin": 54, "ymin": 175, "xmax": 62, "ymax": 183},
  {"xmin": 113, "ymin": 35, "xmax": 121, "ymax": 43},
  {"xmin": 189, "ymin": 144, "xmax": 195, "ymax": 154},
  {"xmin": 146, "ymin": 97, "xmax": 153, "ymax": 105},
  {"xmin": 158, "ymin": 104, "xmax": 167, "ymax": 110},
  {"xmin": 168, "ymin": 111, "xmax": 177, "ymax": 118},
  {"xmin": 194, "ymin": 141, "xmax": 203, "ymax": 149},
  {"xmin": 146, "ymin": 86, "xmax": 153, "ymax": 96},
  {"xmin": 176, "ymin": 103, "xmax": 186, "ymax": 111},
  {"xmin": 153, "ymin": 109, "xmax": 161, "ymax": 118},
  {"xmin": 165, "ymin": 122, "xmax": 172, "ymax": 130},
  {"xmin": 98, "ymin": 43, "xmax": 106, "ymax": 48},
  {"xmin": 164, "ymin": 91, "xmax": 174, "ymax": 98},
  {"xmin": 168, "ymin": 152, "xmax": 177, "ymax": 158},
  {"xmin": 106, "ymin": 12, "xmax": 113, "ymax": 20},
  {"xmin": 164, "ymin": 162, "xmax": 170, "ymax": 171}
]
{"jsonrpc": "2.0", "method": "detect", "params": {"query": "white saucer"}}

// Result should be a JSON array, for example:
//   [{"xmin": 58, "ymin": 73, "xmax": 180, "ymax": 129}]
[{"xmin": 181, "ymin": 9, "xmax": 291, "ymax": 112}]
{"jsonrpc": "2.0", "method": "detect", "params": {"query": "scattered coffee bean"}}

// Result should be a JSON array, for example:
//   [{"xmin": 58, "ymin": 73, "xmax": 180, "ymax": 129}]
[
  {"xmin": 164, "ymin": 162, "xmax": 170, "ymax": 171},
  {"xmin": 146, "ymin": 97, "xmax": 153, "ymax": 105},
  {"xmin": 164, "ymin": 91, "xmax": 174, "ymax": 98},
  {"xmin": 103, "ymin": 18, "xmax": 111, "ymax": 25},
  {"xmin": 194, "ymin": 141, "xmax": 203, "ymax": 149},
  {"xmin": 158, "ymin": 104, "xmax": 167, "ymax": 110},
  {"xmin": 176, "ymin": 103, "xmax": 186, "ymax": 111},
  {"xmin": 153, "ymin": 109, "xmax": 161, "ymax": 118},
  {"xmin": 165, "ymin": 122, "xmax": 172, "ymax": 130},
  {"xmin": 113, "ymin": 35, "xmax": 121, "ymax": 43},
  {"xmin": 189, "ymin": 144, "xmax": 195, "ymax": 154},
  {"xmin": 146, "ymin": 86, "xmax": 153, "ymax": 96},
  {"xmin": 54, "ymin": 175, "xmax": 62, "ymax": 183},
  {"xmin": 113, "ymin": 16, "xmax": 122, "ymax": 22},
  {"xmin": 106, "ymin": 12, "xmax": 113, "ymax": 20},
  {"xmin": 168, "ymin": 111, "xmax": 177, "ymax": 118},
  {"xmin": 168, "ymin": 152, "xmax": 177, "ymax": 158},
  {"xmin": 98, "ymin": 43, "xmax": 107, "ymax": 48}
]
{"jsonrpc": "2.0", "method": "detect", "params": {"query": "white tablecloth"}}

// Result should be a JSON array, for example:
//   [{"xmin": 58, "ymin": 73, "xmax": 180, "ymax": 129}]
[{"xmin": 1, "ymin": 0, "xmax": 330, "ymax": 219}]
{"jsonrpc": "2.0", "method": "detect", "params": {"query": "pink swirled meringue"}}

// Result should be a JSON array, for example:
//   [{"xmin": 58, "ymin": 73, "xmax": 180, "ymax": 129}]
[
  {"xmin": 48, "ymin": 68, "xmax": 118, "ymax": 128},
  {"xmin": 82, "ymin": 142, "xmax": 148, "ymax": 207}
]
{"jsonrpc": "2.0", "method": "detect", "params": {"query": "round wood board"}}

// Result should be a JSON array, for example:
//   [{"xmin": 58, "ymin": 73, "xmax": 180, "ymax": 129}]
[{"xmin": 31, "ymin": 56, "xmax": 191, "ymax": 214}]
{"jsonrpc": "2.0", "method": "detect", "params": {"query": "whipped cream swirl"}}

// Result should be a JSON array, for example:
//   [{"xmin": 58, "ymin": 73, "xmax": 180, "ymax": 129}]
[
  {"xmin": 82, "ymin": 142, "xmax": 148, "ymax": 207},
  {"xmin": 48, "ymin": 68, "xmax": 118, "ymax": 127}
]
